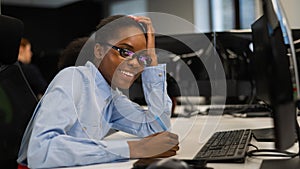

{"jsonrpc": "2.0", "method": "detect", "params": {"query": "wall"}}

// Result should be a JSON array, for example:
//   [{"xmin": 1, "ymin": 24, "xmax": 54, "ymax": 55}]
[
  {"xmin": 279, "ymin": 0, "xmax": 300, "ymax": 29},
  {"xmin": 110, "ymin": 0, "xmax": 147, "ymax": 16},
  {"xmin": 109, "ymin": 0, "xmax": 197, "ymax": 35},
  {"xmin": 147, "ymin": 0, "xmax": 195, "ymax": 34}
]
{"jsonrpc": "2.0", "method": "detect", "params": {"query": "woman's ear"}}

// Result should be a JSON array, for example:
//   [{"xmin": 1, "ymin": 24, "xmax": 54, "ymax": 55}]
[{"xmin": 94, "ymin": 43, "xmax": 103, "ymax": 59}]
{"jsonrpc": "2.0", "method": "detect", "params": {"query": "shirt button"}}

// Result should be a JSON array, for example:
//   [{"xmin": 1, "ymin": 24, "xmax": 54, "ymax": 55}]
[{"xmin": 158, "ymin": 73, "xmax": 162, "ymax": 77}]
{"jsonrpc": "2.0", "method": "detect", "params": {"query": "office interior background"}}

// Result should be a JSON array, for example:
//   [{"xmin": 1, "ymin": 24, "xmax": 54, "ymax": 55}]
[{"xmin": 0, "ymin": 0, "xmax": 300, "ymax": 104}]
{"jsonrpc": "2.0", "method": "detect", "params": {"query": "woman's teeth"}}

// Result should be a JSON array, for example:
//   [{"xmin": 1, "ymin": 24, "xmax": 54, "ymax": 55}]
[{"xmin": 120, "ymin": 70, "xmax": 134, "ymax": 77}]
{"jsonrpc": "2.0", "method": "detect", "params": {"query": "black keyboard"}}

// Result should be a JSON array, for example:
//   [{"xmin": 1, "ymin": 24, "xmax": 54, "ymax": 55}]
[{"xmin": 193, "ymin": 129, "xmax": 252, "ymax": 163}]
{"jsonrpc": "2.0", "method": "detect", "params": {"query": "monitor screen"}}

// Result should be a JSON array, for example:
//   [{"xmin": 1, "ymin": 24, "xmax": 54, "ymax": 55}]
[{"xmin": 250, "ymin": 0, "xmax": 299, "ymax": 152}]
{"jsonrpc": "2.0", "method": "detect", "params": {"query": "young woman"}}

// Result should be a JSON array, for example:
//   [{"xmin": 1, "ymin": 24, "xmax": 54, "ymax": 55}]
[{"xmin": 17, "ymin": 15, "xmax": 179, "ymax": 168}]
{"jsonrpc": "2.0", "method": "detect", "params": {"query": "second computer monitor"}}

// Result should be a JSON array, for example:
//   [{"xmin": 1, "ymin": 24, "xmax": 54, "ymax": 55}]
[{"xmin": 251, "ymin": 0, "xmax": 298, "ymax": 151}]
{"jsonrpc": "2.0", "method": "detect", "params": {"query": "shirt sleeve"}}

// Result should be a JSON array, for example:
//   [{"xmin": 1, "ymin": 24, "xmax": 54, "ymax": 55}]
[
  {"xmin": 24, "ymin": 70, "xmax": 130, "ymax": 169},
  {"xmin": 110, "ymin": 64, "xmax": 172, "ymax": 137}
]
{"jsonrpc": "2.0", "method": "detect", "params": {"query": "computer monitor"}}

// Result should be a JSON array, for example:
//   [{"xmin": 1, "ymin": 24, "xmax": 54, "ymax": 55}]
[{"xmin": 250, "ymin": 0, "xmax": 300, "ymax": 168}]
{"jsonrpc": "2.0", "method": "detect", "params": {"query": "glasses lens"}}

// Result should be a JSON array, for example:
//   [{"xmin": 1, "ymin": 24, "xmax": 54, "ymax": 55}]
[
  {"xmin": 120, "ymin": 49, "xmax": 134, "ymax": 58},
  {"xmin": 137, "ymin": 55, "xmax": 152, "ymax": 67},
  {"xmin": 131, "ymin": 50, "xmax": 152, "ymax": 67}
]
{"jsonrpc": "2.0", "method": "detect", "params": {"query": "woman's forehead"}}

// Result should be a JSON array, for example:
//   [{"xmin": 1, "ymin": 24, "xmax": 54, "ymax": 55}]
[{"xmin": 109, "ymin": 26, "xmax": 146, "ymax": 45}]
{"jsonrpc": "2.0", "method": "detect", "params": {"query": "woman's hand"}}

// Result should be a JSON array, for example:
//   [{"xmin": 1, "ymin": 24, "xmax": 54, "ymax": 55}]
[
  {"xmin": 128, "ymin": 131, "xmax": 179, "ymax": 158},
  {"xmin": 129, "ymin": 16, "xmax": 158, "ymax": 66}
]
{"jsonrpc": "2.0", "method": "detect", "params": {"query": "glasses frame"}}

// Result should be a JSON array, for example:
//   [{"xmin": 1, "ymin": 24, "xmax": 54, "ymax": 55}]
[
  {"xmin": 97, "ymin": 42, "xmax": 152, "ymax": 67},
  {"xmin": 98, "ymin": 42, "xmax": 134, "ymax": 58}
]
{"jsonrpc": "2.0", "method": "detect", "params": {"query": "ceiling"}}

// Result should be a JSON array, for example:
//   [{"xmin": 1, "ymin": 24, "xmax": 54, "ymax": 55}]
[{"xmin": 1, "ymin": 0, "xmax": 82, "ymax": 8}]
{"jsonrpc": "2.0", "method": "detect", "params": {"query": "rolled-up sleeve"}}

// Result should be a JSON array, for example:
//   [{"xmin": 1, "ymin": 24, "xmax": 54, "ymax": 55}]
[{"xmin": 110, "ymin": 64, "xmax": 172, "ymax": 137}]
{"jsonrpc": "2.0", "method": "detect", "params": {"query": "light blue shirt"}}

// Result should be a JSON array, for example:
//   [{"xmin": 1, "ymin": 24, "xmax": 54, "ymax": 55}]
[{"xmin": 17, "ymin": 61, "xmax": 172, "ymax": 169}]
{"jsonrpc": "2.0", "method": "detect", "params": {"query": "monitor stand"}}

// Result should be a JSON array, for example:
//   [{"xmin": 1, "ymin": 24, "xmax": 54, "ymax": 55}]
[
  {"xmin": 259, "ymin": 120, "xmax": 300, "ymax": 169},
  {"xmin": 260, "ymin": 158, "xmax": 300, "ymax": 169},
  {"xmin": 252, "ymin": 127, "xmax": 298, "ymax": 142},
  {"xmin": 252, "ymin": 127, "xmax": 275, "ymax": 142}
]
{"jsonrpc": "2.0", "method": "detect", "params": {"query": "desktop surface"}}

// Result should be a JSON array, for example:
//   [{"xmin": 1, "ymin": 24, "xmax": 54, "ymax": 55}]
[{"xmin": 55, "ymin": 108, "xmax": 300, "ymax": 169}]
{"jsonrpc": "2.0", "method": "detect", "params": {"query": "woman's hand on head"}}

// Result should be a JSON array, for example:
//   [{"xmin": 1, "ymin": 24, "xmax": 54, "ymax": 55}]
[{"xmin": 129, "ymin": 15, "xmax": 158, "ymax": 66}]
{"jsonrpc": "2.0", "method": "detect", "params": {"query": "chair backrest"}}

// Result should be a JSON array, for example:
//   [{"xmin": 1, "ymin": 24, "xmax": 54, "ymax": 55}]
[{"xmin": 0, "ymin": 15, "xmax": 38, "ymax": 168}]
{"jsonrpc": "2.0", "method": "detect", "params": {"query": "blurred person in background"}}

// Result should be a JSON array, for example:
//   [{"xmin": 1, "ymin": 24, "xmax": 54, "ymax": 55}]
[{"xmin": 18, "ymin": 38, "xmax": 48, "ymax": 99}]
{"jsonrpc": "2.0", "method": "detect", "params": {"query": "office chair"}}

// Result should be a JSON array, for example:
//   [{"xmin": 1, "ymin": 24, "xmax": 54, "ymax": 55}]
[{"xmin": 0, "ymin": 15, "xmax": 38, "ymax": 168}]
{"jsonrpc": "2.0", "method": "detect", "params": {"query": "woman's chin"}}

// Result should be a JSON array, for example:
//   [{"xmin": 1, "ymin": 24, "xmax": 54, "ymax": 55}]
[{"xmin": 113, "ymin": 80, "xmax": 134, "ymax": 90}]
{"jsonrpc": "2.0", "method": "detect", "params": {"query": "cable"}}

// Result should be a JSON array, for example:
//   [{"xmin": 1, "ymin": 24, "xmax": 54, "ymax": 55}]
[{"xmin": 248, "ymin": 143, "xmax": 259, "ymax": 150}]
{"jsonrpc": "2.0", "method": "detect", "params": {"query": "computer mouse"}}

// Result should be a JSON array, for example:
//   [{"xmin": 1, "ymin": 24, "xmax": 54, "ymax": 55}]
[{"xmin": 146, "ymin": 158, "xmax": 190, "ymax": 169}]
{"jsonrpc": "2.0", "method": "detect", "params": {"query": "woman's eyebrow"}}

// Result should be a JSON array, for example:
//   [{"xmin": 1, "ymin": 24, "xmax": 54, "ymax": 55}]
[{"xmin": 118, "ymin": 43, "xmax": 134, "ymax": 50}]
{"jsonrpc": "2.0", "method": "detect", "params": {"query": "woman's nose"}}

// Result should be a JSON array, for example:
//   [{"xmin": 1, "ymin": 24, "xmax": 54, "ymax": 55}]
[{"xmin": 127, "ymin": 57, "xmax": 142, "ymax": 68}]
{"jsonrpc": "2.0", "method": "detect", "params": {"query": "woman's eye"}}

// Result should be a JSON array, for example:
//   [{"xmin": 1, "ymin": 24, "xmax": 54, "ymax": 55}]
[{"xmin": 121, "ymin": 50, "xmax": 132, "ymax": 57}]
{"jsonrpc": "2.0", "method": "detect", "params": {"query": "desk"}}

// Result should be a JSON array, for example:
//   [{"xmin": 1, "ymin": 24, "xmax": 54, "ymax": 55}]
[{"xmin": 56, "ymin": 114, "xmax": 299, "ymax": 169}]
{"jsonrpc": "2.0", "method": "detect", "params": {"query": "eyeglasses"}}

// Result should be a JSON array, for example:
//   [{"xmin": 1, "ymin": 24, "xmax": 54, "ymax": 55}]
[{"xmin": 98, "ymin": 42, "xmax": 152, "ymax": 67}]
